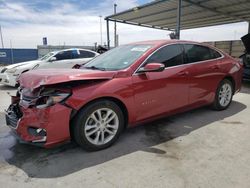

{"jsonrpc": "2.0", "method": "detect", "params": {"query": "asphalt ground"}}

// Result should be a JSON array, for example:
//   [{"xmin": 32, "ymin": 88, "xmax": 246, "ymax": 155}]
[{"xmin": 0, "ymin": 82, "xmax": 250, "ymax": 188}]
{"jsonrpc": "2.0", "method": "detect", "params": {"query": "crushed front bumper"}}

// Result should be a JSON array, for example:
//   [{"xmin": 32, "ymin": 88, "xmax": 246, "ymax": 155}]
[{"xmin": 6, "ymin": 102, "xmax": 73, "ymax": 148}]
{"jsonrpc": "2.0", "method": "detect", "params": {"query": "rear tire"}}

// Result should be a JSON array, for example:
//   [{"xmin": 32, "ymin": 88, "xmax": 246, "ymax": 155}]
[
  {"xmin": 73, "ymin": 100, "xmax": 124, "ymax": 151},
  {"xmin": 212, "ymin": 79, "xmax": 233, "ymax": 111}
]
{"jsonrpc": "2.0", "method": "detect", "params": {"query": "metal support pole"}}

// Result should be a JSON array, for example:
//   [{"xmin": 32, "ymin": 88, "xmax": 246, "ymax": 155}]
[
  {"xmin": 114, "ymin": 3, "xmax": 117, "ymax": 47},
  {"xmin": 10, "ymin": 40, "xmax": 14, "ymax": 64},
  {"xmin": 99, "ymin": 15, "xmax": 103, "ymax": 45},
  {"xmin": 229, "ymin": 41, "xmax": 233, "ymax": 56},
  {"xmin": 106, "ymin": 19, "xmax": 110, "ymax": 49},
  {"xmin": 176, "ymin": 0, "xmax": 182, "ymax": 39},
  {"xmin": 0, "ymin": 25, "xmax": 4, "ymax": 48},
  {"xmin": 248, "ymin": 21, "xmax": 250, "ymax": 33}
]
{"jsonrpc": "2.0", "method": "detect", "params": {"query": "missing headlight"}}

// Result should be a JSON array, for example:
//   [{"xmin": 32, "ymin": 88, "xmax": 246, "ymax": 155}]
[{"xmin": 35, "ymin": 89, "xmax": 71, "ymax": 109}]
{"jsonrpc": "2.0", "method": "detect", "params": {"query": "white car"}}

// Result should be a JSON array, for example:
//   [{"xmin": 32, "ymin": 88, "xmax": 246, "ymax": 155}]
[{"xmin": 0, "ymin": 48, "xmax": 99, "ymax": 87}]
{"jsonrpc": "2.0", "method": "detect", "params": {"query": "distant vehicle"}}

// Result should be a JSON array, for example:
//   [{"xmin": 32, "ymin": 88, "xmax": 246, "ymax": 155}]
[
  {"xmin": 6, "ymin": 40, "xmax": 243, "ymax": 151},
  {"xmin": 96, "ymin": 45, "xmax": 109, "ymax": 54},
  {"xmin": 240, "ymin": 33, "xmax": 250, "ymax": 80},
  {"xmin": 0, "ymin": 48, "xmax": 99, "ymax": 87}
]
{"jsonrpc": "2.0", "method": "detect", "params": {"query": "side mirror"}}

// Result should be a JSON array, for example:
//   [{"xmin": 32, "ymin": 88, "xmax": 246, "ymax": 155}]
[
  {"xmin": 49, "ymin": 57, "xmax": 57, "ymax": 62},
  {"xmin": 138, "ymin": 63, "xmax": 165, "ymax": 73},
  {"xmin": 72, "ymin": 64, "xmax": 81, "ymax": 69}
]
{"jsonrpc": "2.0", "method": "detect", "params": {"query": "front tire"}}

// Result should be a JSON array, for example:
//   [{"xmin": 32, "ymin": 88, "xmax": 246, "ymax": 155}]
[
  {"xmin": 73, "ymin": 100, "xmax": 124, "ymax": 151},
  {"xmin": 212, "ymin": 79, "xmax": 233, "ymax": 111}
]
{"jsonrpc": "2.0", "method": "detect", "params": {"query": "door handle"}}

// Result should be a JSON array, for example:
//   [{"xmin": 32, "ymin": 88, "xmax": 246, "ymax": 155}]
[{"xmin": 177, "ymin": 71, "xmax": 188, "ymax": 76}]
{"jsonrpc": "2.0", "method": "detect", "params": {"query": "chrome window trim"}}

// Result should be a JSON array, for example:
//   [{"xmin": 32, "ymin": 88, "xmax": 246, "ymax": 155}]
[{"xmin": 133, "ymin": 42, "xmax": 224, "ymax": 75}]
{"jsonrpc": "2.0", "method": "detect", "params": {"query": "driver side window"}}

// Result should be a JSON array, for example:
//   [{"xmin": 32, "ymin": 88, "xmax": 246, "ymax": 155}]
[{"xmin": 145, "ymin": 44, "xmax": 183, "ymax": 68}]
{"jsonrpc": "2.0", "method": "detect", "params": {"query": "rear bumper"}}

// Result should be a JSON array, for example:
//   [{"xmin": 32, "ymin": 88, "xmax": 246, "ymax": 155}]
[
  {"xmin": 6, "ymin": 103, "xmax": 72, "ymax": 148},
  {"xmin": 0, "ymin": 73, "xmax": 18, "ymax": 87}
]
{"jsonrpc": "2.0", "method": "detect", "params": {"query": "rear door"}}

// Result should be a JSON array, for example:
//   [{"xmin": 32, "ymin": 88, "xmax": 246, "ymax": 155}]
[
  {"xmin": 183, "ymin": 44, "xmax": 223, "ymax": 105},
  {"xmin": 76, "ymin": 50, "xmax": 97, "ymax": 64},
  {"xmin": 132, "ymin": 44, "xmax": 189, "ymax": 121},
  {"xmin": 51, "ymin": 50, "xmax": 76, "ymax": 68}
]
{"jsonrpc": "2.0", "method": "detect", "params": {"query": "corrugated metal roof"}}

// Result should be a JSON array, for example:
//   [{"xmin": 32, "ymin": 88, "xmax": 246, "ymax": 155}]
[{"xmin": 106, "ymin": 0, "xmax": 250, "ymax": 31}]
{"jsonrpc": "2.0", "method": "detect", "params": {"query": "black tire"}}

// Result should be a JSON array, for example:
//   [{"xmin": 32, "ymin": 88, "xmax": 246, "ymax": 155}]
[
  {"xmin": 72, "ymin": 100, "xmax": 124, "ymax": 151},
  {"xmin": 212, "ymin": 79, "xmax": 233, "ymax": 111}
]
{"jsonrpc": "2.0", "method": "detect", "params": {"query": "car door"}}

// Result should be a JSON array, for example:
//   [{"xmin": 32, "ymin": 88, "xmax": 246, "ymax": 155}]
[
  {"xmin": 132, "ymin": 44, "xmax": 189, "ymax": 121},
  {"xmin": 183, "ymin": 44, "xmax": 223, "ymax": 105}
]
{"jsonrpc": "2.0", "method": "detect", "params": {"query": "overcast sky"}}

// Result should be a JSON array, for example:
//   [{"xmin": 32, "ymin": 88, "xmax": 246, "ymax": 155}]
[{"xmin": 0, "ymin": 0, "xmax": 249, "ymax": 48}]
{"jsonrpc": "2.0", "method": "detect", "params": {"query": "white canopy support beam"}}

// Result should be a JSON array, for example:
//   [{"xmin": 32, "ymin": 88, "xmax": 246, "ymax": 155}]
[
  {"xmin": 183, "ymin": 0, "xmax": 246, "ymax": 22},
  {"xmin": 105, "ymin": 0, "xmax": 250, "ymax": 45}
]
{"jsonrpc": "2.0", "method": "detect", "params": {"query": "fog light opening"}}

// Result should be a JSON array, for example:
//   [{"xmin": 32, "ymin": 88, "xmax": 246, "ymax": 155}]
[{"xmin": 28, "ymin": 127, "xmax": 47, "ymax": 143}]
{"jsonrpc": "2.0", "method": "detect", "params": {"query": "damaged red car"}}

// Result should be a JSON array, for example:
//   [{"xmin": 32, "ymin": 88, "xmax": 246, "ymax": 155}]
[{"xmin": 6, "ymin": 40, "xmax": 243, "ymax": 151}]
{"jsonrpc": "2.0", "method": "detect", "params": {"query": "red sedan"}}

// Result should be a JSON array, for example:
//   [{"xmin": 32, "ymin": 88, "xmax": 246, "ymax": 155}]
[{"xmin": 6, "ymin": 40, "xmax": 243, "ymax": 151}]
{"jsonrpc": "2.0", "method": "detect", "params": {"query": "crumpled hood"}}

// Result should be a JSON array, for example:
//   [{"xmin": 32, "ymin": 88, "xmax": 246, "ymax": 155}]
[
  {"xmin": 18, "ymin": 69, "xmax": 116, "ymax": 89},
  {"xmin": 241, "ymin": 33, "xmax": 250, "ymax": 54}
]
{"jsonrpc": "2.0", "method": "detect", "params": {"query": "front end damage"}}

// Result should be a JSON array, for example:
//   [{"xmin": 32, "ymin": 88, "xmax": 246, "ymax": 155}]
[
  {"xmin": 5, "ymin": 86, "xmax": 73, "ymax": 148},
  {"xmin": 5, "ymin": 68, "xmax": 115, "ymax": 147}
]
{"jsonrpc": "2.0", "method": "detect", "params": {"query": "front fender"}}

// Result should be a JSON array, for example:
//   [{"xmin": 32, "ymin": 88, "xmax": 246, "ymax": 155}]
[{"xmin": 65, "ymin": 77, "xmax": 136, "ymax": 124}]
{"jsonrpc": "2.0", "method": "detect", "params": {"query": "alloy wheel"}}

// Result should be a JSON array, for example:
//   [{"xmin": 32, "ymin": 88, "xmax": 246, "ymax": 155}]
[
  {"xmin": 84, "ymin": 108, "xmax": 119, "ymax": 145},
  {"xmin": 218, "ymin": 83, "xmax": 232, "ymax": 107}
]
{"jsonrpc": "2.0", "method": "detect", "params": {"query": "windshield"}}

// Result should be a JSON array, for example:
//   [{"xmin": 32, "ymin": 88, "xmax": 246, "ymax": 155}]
[
  {"xmin": 83, "ymin": 44, "xmax": 152, "ymax": 71},
  {"xmin": 40, "ymin": 52, "xmax": 55, "ymax": 61}
]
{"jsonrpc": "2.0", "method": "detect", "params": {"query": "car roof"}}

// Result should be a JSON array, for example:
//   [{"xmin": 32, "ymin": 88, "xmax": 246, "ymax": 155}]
[
  {"xmin": 54, "ymin": 48, "xmax": 98, "ymax": 54},
  {"xmin": 129, "ymin": 39, "xmax": 202, "ymax": 46},
  {"xmin": 127, "ymin": 39, "xmax": 225, "ymax": 54}
]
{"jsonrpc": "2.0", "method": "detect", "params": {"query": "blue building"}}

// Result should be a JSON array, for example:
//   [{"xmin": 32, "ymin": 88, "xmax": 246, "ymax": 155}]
[{"xmin": 0, "ymin": 48, "xmax": 38, "ymax": 65}]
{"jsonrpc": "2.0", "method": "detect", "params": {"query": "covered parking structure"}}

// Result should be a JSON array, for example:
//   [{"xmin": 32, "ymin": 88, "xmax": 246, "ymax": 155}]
[{"xmin": 105, "ymin": 0, "xmax": 250, "ymax": 48}]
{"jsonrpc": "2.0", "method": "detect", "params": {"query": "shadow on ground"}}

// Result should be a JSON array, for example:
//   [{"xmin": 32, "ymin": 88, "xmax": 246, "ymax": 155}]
[{"xmin": 0, "ymin": 101, "xmax": 246, "ymax": 178}]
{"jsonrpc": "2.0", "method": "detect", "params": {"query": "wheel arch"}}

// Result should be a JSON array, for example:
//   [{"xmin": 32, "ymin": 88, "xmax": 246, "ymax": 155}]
[
  {"xmin": 69, "ymin": 96, "xmax": 129, "ymax": 139},
  {"xmin": 223, "ymin": 75, "xmax": 236, "ymax": 94}
]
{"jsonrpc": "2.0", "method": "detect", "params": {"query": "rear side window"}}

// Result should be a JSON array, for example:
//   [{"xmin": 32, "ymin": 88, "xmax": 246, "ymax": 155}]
[
  {"xmin": 79, "ymin": 50, "xmax": 96, "ymax": 58},
  {"xmin": 145, "ymin": 44, "xmax": 183, "ymax": 67},
  {"xmin": 54, "ymin": 50, "xmax": 72, "ymax": 60},
  {"xmin": 210, "ymin": 48, "xmax": 222, "ymax": 59},
  {"xmin": 184, "ymin": 44, "xmax": 220, "ymax": 64}
]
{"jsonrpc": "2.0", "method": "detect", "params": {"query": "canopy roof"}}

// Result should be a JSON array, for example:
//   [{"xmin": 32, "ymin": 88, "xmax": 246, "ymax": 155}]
[{"xmin": 105, "ymin": 0, "xmax": 250, "ymax": 31}]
